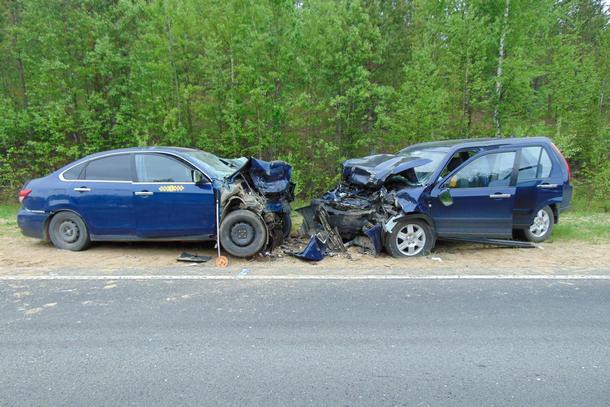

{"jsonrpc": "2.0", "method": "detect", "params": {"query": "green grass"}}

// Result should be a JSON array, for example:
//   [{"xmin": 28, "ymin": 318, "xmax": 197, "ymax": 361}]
[
  {"xmin": 552, "ymin": 212, "xmax": 610, "ymax": 243},
  {"xmin": 0, "ymin": 203, "xmax": 19, "ymax": 218},
  {"xmin": 0, "ymin": 203, "xmax": 20, "ymax": 237}
]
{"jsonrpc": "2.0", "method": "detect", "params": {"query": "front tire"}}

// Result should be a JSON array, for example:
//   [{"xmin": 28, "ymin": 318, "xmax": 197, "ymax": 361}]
[
  {"xmin": 219, "ymin": 209, "xmax": 268, "ymax": 258},
  {"xmin": 523, "ymin": 206, "xmax": 554, "ymax": 242},
  {"xmin": 385, "ymin": 218, "xmax": 435, "ymax": 258},
  {"xmin": 48, "ymin": 211, "xmax": 91, "ymax": 251}
]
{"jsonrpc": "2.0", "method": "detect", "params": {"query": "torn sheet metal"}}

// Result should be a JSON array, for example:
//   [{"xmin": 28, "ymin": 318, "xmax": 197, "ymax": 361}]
[
  {"xmin": 363, "ymin": 224, "xmax": 382, "ymax": 254},
  {"xmin": 342, "ymin": 154, "xmax": 431, "ymax": 188},
  {"xmin": 247, "ymin": 158, "xmax": 292, "ymax": 194},
  {"xmin": 220, "ymin": 157, "xmax": 295, "ymax": 253},
  {"xmin": 289, "ymin": 235, "xmax": 326, "ymax": 261},
  {"xmin": 297, "ymin": 152, "xmax": 431, "ymax": 260}
]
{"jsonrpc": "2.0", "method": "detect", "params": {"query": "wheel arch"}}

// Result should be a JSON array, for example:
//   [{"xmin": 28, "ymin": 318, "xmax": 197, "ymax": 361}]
[
  {"xmin": 222, "ymin": 196, "xmax": 244, "ymax": 217},
  {"xmin": 44, "ymin": 209, "xmax": 88, "ymax": 241},
  {"xmin": 386, "ymin": 212, "xmax": 436, "ymax": 234}
]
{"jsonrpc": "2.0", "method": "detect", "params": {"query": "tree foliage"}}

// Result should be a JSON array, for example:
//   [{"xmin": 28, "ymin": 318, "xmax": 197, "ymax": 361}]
[{"xmin": 0, "ymin": 0, "xmax": 608, "ymax": 200}]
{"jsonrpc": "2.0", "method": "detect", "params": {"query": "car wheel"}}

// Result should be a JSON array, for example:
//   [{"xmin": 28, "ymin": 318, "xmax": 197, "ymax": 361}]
[
  {"xmin": 385, "ymin": 218, "xmax": 435, "ymax": 258},
  {"xmin": 281, "ymin": 212, "xmax": 292, "ymax": 238},
  {"xmin": 219, "ymin": 209, "xmax": 268, "ymax": 258},
  {"xmin": 523, "ymin": 206, "xmax": 554, "ymax": 242},
  {"xmin": 48, "ymin": 211, "xmax": 91, "ymax": 251}
]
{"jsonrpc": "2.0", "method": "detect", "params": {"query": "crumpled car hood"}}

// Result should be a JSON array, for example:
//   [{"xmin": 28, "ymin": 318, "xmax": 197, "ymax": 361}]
[
  {"xmin": 226, "ymin": 157, "xmax": 292, "ymax": 194},
  {"xmin": 342, "ymin": 154, "xmax": 431, "ymax": 188}
]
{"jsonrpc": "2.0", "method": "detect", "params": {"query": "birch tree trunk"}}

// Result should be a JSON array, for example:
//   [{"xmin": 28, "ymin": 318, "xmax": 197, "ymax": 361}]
[{"xmin": 494, "ymin": 0, "xmax": 510, "ymax": 137}]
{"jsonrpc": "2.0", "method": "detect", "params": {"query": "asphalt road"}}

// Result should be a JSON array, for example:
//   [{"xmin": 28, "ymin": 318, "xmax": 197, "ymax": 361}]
[{"xmin": 0, "ymin": 278, "xmax": 608, "ymax": 406}]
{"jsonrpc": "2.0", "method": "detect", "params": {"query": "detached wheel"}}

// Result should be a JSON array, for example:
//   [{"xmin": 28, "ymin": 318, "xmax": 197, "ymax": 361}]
[
  {"xmin": 49, "ymin": 211, "xmax": 91, "ymax": 251},
  {"xmin": 219, "ymin": 209, "xmax": 267, "ymax": 258},
  {"xmin": 385, "ymin": 219, "xmax": 435, "ymax": 258},
  {"xmin": 523, "ymin": 206, "xmax": 554, "ymax": 242}
]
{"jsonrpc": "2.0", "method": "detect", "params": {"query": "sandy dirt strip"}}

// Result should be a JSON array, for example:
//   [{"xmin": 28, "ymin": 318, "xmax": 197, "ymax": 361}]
[{"xmin": 1, "ymin": 230, "xmax": 608, "ymax": 276}]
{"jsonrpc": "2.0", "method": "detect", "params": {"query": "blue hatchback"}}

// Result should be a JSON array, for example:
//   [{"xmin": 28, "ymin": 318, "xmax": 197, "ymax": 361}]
[
  {"xmin": 302, "ymin": 137, "xmax": 573, "ymax": 257},
  {"xmin": 17, "ymin": 147, "xmax": 294, "ymax": 257}
]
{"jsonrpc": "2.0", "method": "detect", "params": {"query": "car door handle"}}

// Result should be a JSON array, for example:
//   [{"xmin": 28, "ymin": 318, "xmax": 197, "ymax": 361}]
[
  {"xmin": 134, "ymin": 191, "xmax": 154, "ymax": 196},
  {"xmin": 537, "ymin": 183, "xmax": 558, "ymax": 189},
  {"xmin": 73, "ymin": 187, "xmax": 91, "ymax": 193},
  {"xmin": 489, "ymin": 193, "xmax": 511, "ymax": 199}
]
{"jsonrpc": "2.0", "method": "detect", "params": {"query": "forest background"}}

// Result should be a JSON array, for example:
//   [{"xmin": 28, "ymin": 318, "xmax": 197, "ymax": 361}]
[{"xmin": 1, "ymin": 0, "xmax": 608, "ymax": 205}]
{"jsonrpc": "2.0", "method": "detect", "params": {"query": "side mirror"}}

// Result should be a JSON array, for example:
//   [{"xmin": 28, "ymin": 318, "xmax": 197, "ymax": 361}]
[
  {"xmin": 439, "ymin": 188, "xmax": 453, "ymax": 207},
  {"xmin": 192, "ymin": 170, "xmax": 205, "ymax": 184}
]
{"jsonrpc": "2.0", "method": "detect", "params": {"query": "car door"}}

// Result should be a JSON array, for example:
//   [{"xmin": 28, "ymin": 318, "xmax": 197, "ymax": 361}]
[
  {"xmin": 430, "ymin": 149, "xmax": 517, "ymax": 238},
  {"xmin": 513, "ymin": 145, "xmax": 563, "ymax": 228},
  {"xmin": 133, "ymin": 153, "xmax": 216, "ymax": 238},
  {"xmin": 64, "ymin": 153, "xmax": 136, "ymax": 237}
]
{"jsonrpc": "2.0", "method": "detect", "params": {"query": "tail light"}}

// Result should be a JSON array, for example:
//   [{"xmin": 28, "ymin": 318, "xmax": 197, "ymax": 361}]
[
  {"xmin": 18, "ymin": 189, "xmax": 32, "ymax": 203},
  {"xmin": 551, "ymin": 143, "xmax": 572, "ymax": 181}
]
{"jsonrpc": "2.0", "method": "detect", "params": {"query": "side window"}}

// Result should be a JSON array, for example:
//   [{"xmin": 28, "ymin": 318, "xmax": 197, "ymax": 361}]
[
  {"xmin": 135, "ymin": 154, "xmax": 193, "ymax": 183},
  {"xmin": 517, "ymin": 146, "xmax": 553, "ymax": 182},
  {"xmin": 450, "ymin": 152, "xmax": 516, "ymax": 188},
  {"xmin": 517, "ymin": 147, "xmax": 541, "ymax": 181},
  {"xmin": 539, "ymin": 149, "xmax": 552, "ymax": 178},
  {"xmin": 439, "ymin": 149, "xmax": 478, "ymax": 179},
  {"xmin": 84, "ymin": 154, "xmax": 133, "ymax": 181},
  {"xmin": 62, "ymin": 162, "xmax": 86, "ymax": 180}
]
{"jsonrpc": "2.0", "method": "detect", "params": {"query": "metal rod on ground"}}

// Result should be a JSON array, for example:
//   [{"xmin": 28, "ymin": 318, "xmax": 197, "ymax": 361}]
[{"xmin": 215, "ymin": 191, "xmax": 228, "ymax": 267}]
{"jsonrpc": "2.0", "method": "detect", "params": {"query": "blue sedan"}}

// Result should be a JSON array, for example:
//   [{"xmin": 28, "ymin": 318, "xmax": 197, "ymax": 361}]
[{"xmin": 17, "ymin": 147, "xmax": 294, "ymax": 257}]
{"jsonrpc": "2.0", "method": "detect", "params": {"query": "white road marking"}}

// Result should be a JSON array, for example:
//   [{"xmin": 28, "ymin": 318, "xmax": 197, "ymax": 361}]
[{"xmin": 0, "ymin": 274, "xmax": 609, "ymax": 281}]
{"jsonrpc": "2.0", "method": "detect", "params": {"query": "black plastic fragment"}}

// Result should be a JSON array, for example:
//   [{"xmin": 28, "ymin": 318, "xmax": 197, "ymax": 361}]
[{"xmin": 177, "ymin": 252, "xmax": 213, "ymax": 263}]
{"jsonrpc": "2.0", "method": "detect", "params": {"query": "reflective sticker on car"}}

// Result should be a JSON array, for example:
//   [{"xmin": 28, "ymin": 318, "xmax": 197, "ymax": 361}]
[{"xmin": 158, "ymin": 185, "xmax": 185, "ymax": 192}]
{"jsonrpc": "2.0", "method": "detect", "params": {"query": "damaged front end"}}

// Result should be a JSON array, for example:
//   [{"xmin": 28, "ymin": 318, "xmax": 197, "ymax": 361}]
[
  {"xmin": 219, "ymin": 157, "xmax": 295, "ymax": 256},
  {"xmin": 297, "ymin": 154, "xmax": 430, "ymax": 259}
]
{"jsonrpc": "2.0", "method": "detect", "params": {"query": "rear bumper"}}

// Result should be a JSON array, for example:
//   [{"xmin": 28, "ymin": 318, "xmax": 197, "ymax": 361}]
[{"xmin": 17, "ymin": 209, "xmax": 50, "ymax": 240}]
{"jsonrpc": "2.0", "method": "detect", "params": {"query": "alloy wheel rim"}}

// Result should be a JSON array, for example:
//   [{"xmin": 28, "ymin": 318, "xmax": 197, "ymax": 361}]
[
  {"xmin": 529, "ymin": 209, "xmax": 550, "ymax": 237},
  {"xmin": 396, "ymin": 224, "xmax": 426, "ymax": 256}
]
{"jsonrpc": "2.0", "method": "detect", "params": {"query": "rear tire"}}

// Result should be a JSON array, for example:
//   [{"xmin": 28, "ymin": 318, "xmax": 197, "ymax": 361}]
[
  {"xmin": 385, "ymin": 218, "xmax": 435, "ymax": 258},
  {"xmin": 219, "ymin": 209, "xmax": 267, "ymax": 258},
  {"xmin": 523, "ymin": 206, "xmax": 554, "ymax": 242},
  {"xmin": 48, "ymin": 211, "xmax": 91, "ymax": 251}
]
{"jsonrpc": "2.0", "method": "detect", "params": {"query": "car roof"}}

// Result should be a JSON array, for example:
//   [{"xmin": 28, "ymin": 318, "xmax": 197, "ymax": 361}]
[
  {"xmin": 81, "ymin": 146, "xmax": 198, "ymax": 160},
  {"xmin": 400, "ymin": 136, "xmax": 552, "ymax": 152}
]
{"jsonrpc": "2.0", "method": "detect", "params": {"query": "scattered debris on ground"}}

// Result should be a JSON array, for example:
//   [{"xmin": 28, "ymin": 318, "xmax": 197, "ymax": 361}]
[
  {"xmin": 1, "ymin": 231, "xmax": 608, "ymax": 272},
  {"xmin": 176, "ymin": 252, "xmax": 212, "ymax": 263}
]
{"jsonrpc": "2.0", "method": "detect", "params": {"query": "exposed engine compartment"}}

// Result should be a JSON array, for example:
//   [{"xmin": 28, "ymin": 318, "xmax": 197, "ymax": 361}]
[
  {"xmin": 296, "ymin": 154, "xmax": 430, "ymax": 260},
  {"xmin": 220, "ymin": 157, "xmax": 294, "ymax": 252}
]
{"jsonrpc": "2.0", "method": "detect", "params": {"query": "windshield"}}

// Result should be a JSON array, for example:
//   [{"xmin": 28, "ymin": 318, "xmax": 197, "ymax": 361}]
[
  {"xmin": 398, "ymin": 147, "xmax": 448, "ymax": 184},
  {"xmin": 183, "ymin": 150, "xmax": 237, "ymax": 178}
]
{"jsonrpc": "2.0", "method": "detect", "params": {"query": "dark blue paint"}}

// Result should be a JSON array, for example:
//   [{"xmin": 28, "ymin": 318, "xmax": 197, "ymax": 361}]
[
  {"xmin": 409, "ymin": 137, "xmax": 572, "ymax": 238},
  {"xmin": 363, "ymin": 224, "xmax": 382, "ymax": 254},
  {"xmin": 290, "ymin": 235, "xmax": 326, "ymax": 261},
  {"xmin": 134, "ymin": 183, "xmax": 215, "ymax": 238},
  {"xmin": 336, "ymin": 137, "xmax": 572, "ymax": 240},
  {"xmin": 247, "ymin": 158, "xmax": 292, "ymax": 194},
  {"xmin": 342, "ymin": 154, "xmax": 431, "ymax": 188},
  {"xmin": 17, "ymin": 147, "xmax": 291, "ymax": 243}
]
